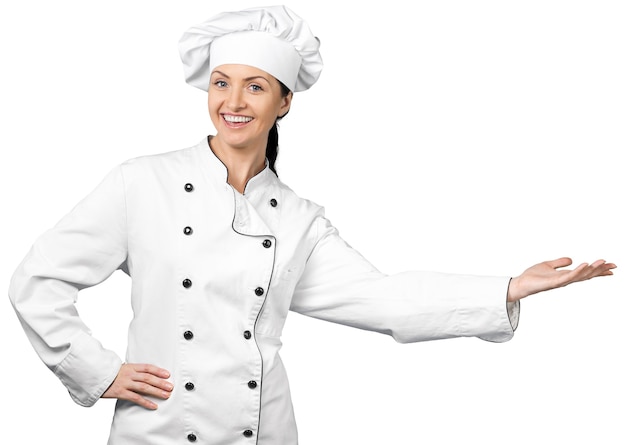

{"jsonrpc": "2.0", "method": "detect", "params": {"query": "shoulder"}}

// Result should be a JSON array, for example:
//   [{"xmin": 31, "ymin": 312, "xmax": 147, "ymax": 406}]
[
  {"xmin": 110, "ymin": 139, "xmax": 210, "ymax": 193},
  {"xmin": 119, "ymin": 140, "xmax": 204, "ymax": 173},
  {"xmin": 274, "ymin": 177, "xmax": 326, "ymax": 221}
]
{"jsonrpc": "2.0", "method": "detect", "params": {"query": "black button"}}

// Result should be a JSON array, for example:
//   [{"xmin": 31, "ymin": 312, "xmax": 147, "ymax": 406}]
[
  {"xmin": 187, "ymin": 433, "xmax": 197, "ymax": 442},
  {"xmin": 184, "ymin": 183, "xmax": 194, "ymax": 192},
  {"xmin": 248, "ymin": 380, "xmax": 257, "ymax": 389},
  {"xmin": 183, "ymin": 330, "xmax": 194, "ymax": 340},
  {"xmin": 182, "ymin": 279, "xmax": 192, "ymax": 288},
  {"xmin": 183, "ymin": 226, "xmax": 193, "ymax": 235},
  {"xmin": 269, "ymin": 198, "xmax": 277, "ymax": 207},
  {"xmin": 185, "ymin": 382, "xmax": 195, "ymax": 391},
  {"xmin": 262, "ymin": 239, "xmax": 272, "ymax": 248},
  {"xmin": 243, "ymin": 330, "xmax": 252, "ymax": 340},
  {"xmin": 243, "ymin": 430, "xmax": 254, "ymax": 438},
  {"xmin": 254, "ymin": 287, "xmax": 264, "ymax": 296}
]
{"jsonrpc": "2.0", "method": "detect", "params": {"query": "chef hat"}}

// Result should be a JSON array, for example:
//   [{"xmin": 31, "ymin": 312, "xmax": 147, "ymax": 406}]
[{"xmin": 178, "ymin": 5, "xmax": 323, "ymax": 93}]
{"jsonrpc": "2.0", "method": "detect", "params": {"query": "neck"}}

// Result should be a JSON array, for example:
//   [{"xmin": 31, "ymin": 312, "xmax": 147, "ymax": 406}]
[{"xmin": 209, "ymin": 136, "xmax": 266, "ymax": 194}]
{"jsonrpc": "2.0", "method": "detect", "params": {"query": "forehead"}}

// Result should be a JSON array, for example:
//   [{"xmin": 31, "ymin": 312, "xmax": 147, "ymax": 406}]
[{"xmin": 210, "ymin": 64, "xmax": 276, "ymax": 82}]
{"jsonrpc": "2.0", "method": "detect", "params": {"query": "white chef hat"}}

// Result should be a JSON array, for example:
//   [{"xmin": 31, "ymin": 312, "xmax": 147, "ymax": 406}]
[{"xmin": 178, "ymin": 5, "xmax": 323, "ymax": 93}]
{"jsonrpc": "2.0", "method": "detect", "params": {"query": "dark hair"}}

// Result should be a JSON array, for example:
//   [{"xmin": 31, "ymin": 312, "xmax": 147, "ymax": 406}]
[{"xmin": 266, "ymin": 81, "xmax": 292, "ymax": 176}]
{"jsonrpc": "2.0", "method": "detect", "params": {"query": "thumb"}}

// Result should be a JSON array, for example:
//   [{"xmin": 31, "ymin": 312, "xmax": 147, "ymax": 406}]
[{"xmin": 546, "ymin": 257, "xmax": 574, "ymax": 269}]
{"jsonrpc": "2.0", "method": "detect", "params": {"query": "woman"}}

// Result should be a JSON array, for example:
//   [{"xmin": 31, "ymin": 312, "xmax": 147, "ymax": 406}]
[{"xmin": 8, "ymin": 5, "xmax": 615, "ymax": 445}]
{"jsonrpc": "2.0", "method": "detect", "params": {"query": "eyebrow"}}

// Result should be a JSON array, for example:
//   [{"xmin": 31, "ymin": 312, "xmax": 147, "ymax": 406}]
[{"xmin": 211, "ymin": 70, "xmax": 270, "ymax": 83}]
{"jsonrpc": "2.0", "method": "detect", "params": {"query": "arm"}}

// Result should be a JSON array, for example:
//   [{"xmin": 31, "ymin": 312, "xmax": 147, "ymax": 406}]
[
  {"xmin": 290, "ymin": 216, "xmax": 518, "ymax": 344},
  {"xmin": 9, "ymin": 166, "xmax": 128, "ymax": 407},
  {"xmin": 9, "ymin": 165, "xmax": 174, "ymax": 409}
]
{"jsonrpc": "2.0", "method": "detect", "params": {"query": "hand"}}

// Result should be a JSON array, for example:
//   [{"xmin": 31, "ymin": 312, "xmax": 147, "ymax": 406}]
[
  {"xmin": 507, "ymin": 257, "xmax": 616, "ymax": 302},
  {"xmin": 102, "ymin": 363, "xmax": 173, "ymax": 410}
]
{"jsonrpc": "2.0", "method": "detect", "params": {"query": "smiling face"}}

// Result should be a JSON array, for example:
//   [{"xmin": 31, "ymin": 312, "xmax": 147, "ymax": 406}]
[{"xmin": 208, "ymin": 64, "xmax": 292, "ymax": 154}]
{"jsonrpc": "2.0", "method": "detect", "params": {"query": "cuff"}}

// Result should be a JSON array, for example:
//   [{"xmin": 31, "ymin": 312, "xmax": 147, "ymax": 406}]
[
  {"xmin": 54, "ymin": 331, "xmax": 123, "ymax": 407},
  {"xmin": 507, "ymin": 300, "xmax": 520, "ymax": 331}
]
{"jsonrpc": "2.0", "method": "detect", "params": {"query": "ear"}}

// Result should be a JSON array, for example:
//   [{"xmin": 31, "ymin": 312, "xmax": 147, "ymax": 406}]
[{"xmin": 278, "ymin": 92, "xmax": 293, "ymax": 118}]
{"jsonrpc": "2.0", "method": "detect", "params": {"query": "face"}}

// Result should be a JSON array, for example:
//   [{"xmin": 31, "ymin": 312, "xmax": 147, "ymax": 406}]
[{"xmin": 208, "ymin": 64, "xmax": 292, "ymax": 153}]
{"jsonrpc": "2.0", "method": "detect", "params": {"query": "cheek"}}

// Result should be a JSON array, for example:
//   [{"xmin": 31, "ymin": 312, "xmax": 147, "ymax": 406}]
[
  {"xmin": 207, "ymin": 96, "xmax": 221, "ymax": 118},
  {"xmin": 260, "ymin": 98, "xmax": 285, "ymax": 121}
]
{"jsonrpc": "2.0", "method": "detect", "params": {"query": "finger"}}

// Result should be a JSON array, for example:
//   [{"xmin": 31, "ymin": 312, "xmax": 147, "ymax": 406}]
[
  {"xmin": 575, "ymin": 263, "xmax": 598, "ymax": 281},
  {"xmin": 592, "ymin": 261, "xmax": 616, "ymax": 278},
  {"xmin": 119, "ymin": 388, "xmax": 159, "ymax": 410},
  {"xmin": 134, "ymin": 372, "xmax": 174, "ymax": 393},
  {"xmin": 546, "ymin": 257, "xmax": 574, "ymax": 269},
  {"xmin": 127, "ymin": 379, "xmax": 173, "ymax": 400},
  {"xmin": 569, "ymin": 262, "xmax": 589, "ymax": 276},
  {"xmin": 576, "ymin": 262, "xmax": 591, "ymax": 271},
  {"xmin": 569, "ymin": 261, "xmax": 609, "ymax": 282},
  {"xmin": 130, "ymin": 363, "xmax": 171, "ymax": 379},
  {"xmin": 557, "ymin": 263, "xmax": 591, "ymax": 285}
]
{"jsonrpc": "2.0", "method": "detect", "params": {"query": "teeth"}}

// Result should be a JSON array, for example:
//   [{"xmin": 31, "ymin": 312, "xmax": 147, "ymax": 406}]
[{"xmin": 224, "ymin": 115, "xmax": 253, "ymax": 123}]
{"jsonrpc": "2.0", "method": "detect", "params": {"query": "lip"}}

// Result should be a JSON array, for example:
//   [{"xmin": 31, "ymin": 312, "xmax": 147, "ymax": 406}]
[{"xmin": 221, "ymin": 113, "xmax": 254, "ymax": 128}]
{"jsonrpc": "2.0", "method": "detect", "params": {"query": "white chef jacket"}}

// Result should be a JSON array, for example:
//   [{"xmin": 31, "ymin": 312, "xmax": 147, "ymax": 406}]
[{"xmin": 9, "ymin": 136, "xmax": 519, "ymax": 445}]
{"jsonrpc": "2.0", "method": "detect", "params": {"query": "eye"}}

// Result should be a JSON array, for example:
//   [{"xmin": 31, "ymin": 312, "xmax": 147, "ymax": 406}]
[
  {"xmin": 249, "ymin": 84, "xmax": 263, "ymax": 92},
  {"xmin": 213, "ymin": 80, "xmax": 228, "ymax": 88}
]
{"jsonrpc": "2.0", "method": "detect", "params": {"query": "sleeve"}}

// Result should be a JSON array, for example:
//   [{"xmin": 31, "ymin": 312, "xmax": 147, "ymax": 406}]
[
  {"xmin": 8, "ymin": 165, "xmax": 128, "ymax": 407},
  {"xmin": 290, "ymin": 216, "xmax": 520, "ymax": 344}
]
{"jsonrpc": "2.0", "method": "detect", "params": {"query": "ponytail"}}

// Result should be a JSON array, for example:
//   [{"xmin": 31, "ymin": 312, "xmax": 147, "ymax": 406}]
[
  {"xmin": 265, "ymin": 81, "xmax": 292, "ymax": 177},
  {"xmin": 266, "ymin": 121, "xmax": 280, "ymax": 176}
]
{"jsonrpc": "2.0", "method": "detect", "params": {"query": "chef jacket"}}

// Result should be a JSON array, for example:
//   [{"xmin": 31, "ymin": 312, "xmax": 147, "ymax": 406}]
[{"xmin": 9, "ymin": 136, "xmax": 519, "ymax": 445}]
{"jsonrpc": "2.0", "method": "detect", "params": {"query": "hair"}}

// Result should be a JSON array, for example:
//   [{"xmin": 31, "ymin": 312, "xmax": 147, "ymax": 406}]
[{"xmin": 266, "ymin": 81, "xmax": 292, "ymax": 176}]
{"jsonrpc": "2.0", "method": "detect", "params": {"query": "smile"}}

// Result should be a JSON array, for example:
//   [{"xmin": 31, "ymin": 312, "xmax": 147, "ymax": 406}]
[{"xmin": 223, "ymin": 114, "xmax": 253, "ymax": 123}]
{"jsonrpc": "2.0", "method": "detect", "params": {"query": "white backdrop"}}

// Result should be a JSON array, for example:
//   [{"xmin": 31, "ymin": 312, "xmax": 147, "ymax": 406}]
[{"xmin": 1, "ymin": 1, "xmax": 624, "ymax": 444}]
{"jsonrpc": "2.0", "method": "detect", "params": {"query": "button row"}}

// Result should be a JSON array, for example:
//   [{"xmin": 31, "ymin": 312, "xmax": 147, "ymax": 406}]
[
  {"xmin": 187, "ymin": 430, "xmax": 255, "ymax": 442},
  {"xmin": 182, "ymin": 180, "xmax": 262, "ymax": 443},
  {"xmin": 183, "ymin": 380, "xmax": 257, "ymax": 392},
  {"xmin": 184, "ymin": 185, "xmax": 194, "ymax": 239},
  {"xmin": 182, "ymin": 279, "xmax": 265, "ymax": 300},
  {"xmin": 181, "ymin": 183, "xmax": 196, "ymax": 445},
  {"xmin": 185, "ymin": 182, "xmax": 279, "ymax": 210}
]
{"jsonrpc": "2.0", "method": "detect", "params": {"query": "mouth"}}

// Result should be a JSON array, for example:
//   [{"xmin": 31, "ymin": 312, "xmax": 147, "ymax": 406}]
[{"xmin": 222, "ymin": 114, "xmax": 253, "ymax": 127}]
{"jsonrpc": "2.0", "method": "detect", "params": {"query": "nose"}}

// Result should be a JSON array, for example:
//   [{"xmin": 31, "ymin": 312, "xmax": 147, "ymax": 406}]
[{"xmin": 227, "ymin": 88, "xmax": 245, "ymax": 111}]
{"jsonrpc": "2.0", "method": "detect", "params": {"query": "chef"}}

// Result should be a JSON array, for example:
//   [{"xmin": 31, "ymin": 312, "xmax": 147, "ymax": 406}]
[{"xmin": 8, "ymin": 5, "xmax": 615, "ymax": 445}]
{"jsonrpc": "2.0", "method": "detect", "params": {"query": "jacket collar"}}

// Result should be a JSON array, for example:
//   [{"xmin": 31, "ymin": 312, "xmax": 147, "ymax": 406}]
[{"xmin": 198, "ymin": 136, "xmax": 280, "ymax": 237}]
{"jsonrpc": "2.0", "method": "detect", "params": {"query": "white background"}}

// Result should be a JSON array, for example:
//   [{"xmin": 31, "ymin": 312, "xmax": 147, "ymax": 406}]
[{"xmin": 1, "ymin": 1, "xmax": 624, "ymax": 443}]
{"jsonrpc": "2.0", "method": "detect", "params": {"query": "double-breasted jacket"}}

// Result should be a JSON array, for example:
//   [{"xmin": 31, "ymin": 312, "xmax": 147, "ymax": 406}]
[{"xmin": 9, "ymin": 137, "xmax": 519, "ymax": 444}]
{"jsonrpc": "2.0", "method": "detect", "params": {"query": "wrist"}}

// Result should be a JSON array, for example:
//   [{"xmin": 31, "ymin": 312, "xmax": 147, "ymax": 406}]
[{"xmin": 507, "ymin": 277, "xmax": 522, "ymax": 302}]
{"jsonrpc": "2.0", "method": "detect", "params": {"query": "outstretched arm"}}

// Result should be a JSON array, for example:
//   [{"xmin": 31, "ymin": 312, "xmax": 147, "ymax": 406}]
[{"xmin": 507, "ymin": 257, "xmax": 616, "ymax": 302}]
